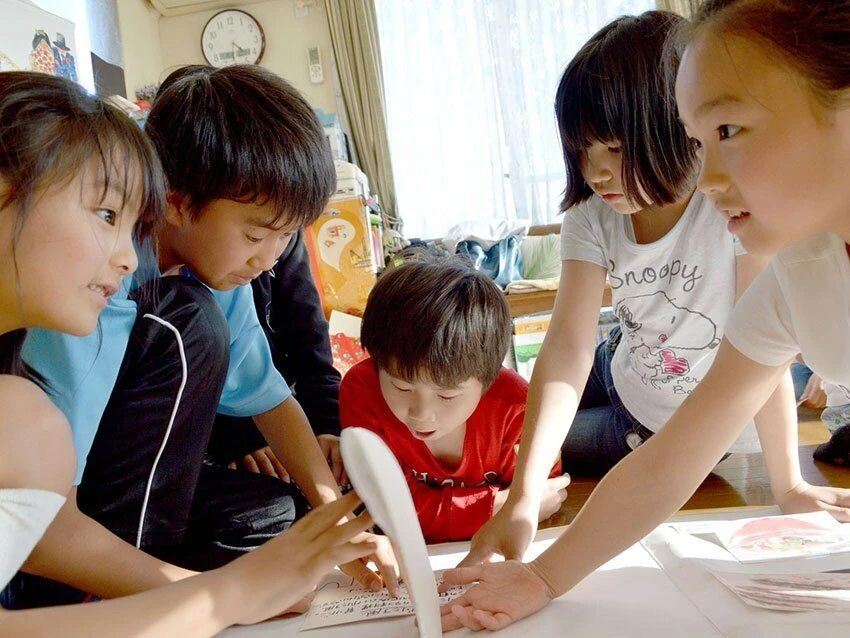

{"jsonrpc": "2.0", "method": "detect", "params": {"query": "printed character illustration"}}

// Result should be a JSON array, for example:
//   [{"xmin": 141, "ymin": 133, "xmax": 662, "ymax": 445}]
[
  {"xmin": 317, "ymin": 217, "xmax": 355, "ymax": 272},
  {"xmin": 615, "ymin": 291, "xmax": 720, "ymax": 389},
  {"xmin": 52, "ymin": 33, "xmax": 78, "ymax": 82},
  {"xmin": 29, "ymin": 30, "xmax": 56, "ymax": 75}
]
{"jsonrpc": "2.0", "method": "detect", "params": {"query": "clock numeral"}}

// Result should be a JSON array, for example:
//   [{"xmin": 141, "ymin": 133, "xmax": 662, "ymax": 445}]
[
  {"xmin": 227, "ymin": 16, "xmax": 234, "ymax": 25},
  {"xmin": 210, "ymin": 31, "xmax": 217, "ymax": 39},
  {"xmin": 207, "ymin": 42, "xmax": 213, "ymax": 50},
  {"xmin": 248, "ymin": 24, "xmax": 254, "ymax": 32},
  {"xmin": 253, "ymin": 35, "xmax": 259, "ymax": 44},
  {"xmin": 217, "ymin": 20, "xmax": 223, "ymax": 29}
]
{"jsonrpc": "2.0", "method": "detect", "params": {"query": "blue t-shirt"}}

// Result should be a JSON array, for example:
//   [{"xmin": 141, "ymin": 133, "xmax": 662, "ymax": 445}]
[{"xmin": 23, "ymin": 245, "xmax": 290, "ymax": 484}]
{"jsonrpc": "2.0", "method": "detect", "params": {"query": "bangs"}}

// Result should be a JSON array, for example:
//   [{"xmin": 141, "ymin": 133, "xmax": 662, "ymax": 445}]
[
  {"xmin": 557, "ymin": 57, "xmax": 625, "ymax": 157},
  {"xmin": 88, "ymin": 110, "xmax": 166, "ymax": 246}
]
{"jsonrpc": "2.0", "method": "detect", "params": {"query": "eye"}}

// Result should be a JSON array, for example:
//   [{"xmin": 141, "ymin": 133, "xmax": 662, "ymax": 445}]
[
  {"xmin": 718, "ymin": 124, "xmax": 741, "ymax": 141},
  {"xmin": 438, "ymin": 395, "xmax": 458, "ymax": 402},
  {"xmin": 96, "ymin": 209, "xmax": 117, "ymax": 226},
  {"xmin": 689, "ymin": 137, "xmax": 703, "ymax": 150},
  {"xmin": 246, "ymin": 234, "xmax": 262, "ymax": 243},
  {"xmin": 391, "ymin": 384, "xmax": 411, "ymax": 393},
  {"xmin": 607, "ymin": 146, "xmax": 621, "ymax": 154}
]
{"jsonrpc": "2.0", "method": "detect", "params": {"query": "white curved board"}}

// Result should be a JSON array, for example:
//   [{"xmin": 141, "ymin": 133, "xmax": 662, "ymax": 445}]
[{"xmin": 340, "ymin": 427, "xmax": 440, "ymax": 638}]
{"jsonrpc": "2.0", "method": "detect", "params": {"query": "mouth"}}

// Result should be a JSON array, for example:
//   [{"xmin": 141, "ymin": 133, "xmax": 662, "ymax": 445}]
[
  {"xmin": 723, "ymin": 209, "xmax": 751, "ymax": 233},
  {"xmin": 599, "ymin": 193, "xmax": 623, "ymax": 203},
  {"xmin": 232, "ymin": 272, "xmax": 263, "ymax": 285},
  {"xmin": 409, "ymin": 427, "xmax": 437, "ymax": 441},
  {"xmin": 88, "ymin": 283, "xmax": 118, "ymax": 299}
]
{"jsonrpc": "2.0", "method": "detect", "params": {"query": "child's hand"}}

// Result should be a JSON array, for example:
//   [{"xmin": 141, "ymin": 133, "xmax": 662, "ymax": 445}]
[
  {"xmin": 439, "ymin": 561, "xmax": 553, "ymax": 632},
  {"xmin": 338, "ymin": 531, "xmax": 401, "ymax": 597},
  {"xmin": 460, "ymin": 497, "xmax": 540, "ymax": 566},
  {"xmin": 537, "ymin": 474, "xmax": 571, "ymax": 521},
  {"xmin": 776, "ymin": 481, "xmax": 850, "ymax": 521},
  {"xmin": 317, "ymin": 434, "xmax": 348, "ymax": 487},
  {"xmin": 225, "ymin": 491, "xmax": 378, "ymax": 626},
  {"xmin": 798, "ymin": 373, "xmax": 827, "ymax": 409},
  {"xmin": 228, "ymin": 446, "xmax": 290, "ymax": 482}
]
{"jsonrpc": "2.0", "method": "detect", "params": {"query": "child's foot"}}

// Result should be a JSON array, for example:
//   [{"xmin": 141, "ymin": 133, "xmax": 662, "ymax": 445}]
[{"xmin": 813, "ymin": 424, "xmax": 850, "ymax": 467}]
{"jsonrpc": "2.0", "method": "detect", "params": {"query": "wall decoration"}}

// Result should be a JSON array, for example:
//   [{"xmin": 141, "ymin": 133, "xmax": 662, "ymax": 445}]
[{"xmin": 0, "ymin": 0, "xmax": 77, "ymax": 80}]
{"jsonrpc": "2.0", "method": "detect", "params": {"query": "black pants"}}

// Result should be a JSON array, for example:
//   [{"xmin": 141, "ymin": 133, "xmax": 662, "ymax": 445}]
[{"xmin": 4, "ymin": 278, "xmax": 306, "ymax": 609}]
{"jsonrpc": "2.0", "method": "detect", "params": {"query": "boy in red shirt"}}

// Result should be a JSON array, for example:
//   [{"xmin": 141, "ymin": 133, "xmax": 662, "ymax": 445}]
[{"xmin": 340, "ymin": 256, "xmax": 568, "ymax": 543}]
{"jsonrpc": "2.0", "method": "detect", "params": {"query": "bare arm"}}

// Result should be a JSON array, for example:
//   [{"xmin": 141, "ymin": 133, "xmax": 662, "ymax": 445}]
[
  {"xmin": 463, "ymin": 260, "xmax": 606, "ymax": 563},
  {"xmin": 733, "ymin": 255, "xmax": 850, "ymax": 517},
  {"xmin": 734, "ymin": 253, "xmax": 802, "ymax": 496},
  {"xmin": 3, "ymin": 377, "xmax": 192, "ymax": 599},
  {"xmin": 22, "ymin": 489, "xmax": 195, "ymax": 598},
  {"xmin": 532, "ymin": 340, "xmax": 787, "ymax": 595},
  {"xmin": 2, "ymin": 492, "xmax": 377, "ymax": 637},
  {"xmin": 440, "ymin": 341, "xmax": 790, "ymax": 632},
  {"xmin": 253, "ymin": 396, "xmax": 341, "ymax": 508}
]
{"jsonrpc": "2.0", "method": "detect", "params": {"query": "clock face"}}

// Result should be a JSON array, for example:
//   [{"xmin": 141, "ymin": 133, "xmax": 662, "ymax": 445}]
[{"xmin": 201, "ymin": 10, "xmax": 265, "ymax": 68}]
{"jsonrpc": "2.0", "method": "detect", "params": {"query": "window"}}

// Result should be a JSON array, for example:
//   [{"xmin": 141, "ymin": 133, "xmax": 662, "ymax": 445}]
[{"xmin": 376, "ymin": 0, "xmax": 655, "ymax": 238}]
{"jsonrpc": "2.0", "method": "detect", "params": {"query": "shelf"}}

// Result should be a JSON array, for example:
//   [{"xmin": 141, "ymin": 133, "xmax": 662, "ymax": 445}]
[{"xmin": 506, "ymin": 284, "xmax": 612, "ymax": 318}]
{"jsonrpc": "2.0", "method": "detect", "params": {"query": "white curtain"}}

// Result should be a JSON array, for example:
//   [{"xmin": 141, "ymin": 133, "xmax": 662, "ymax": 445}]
[{"xmin": 375, "ymin": 0, "xmax": 654, "ymax": 239}]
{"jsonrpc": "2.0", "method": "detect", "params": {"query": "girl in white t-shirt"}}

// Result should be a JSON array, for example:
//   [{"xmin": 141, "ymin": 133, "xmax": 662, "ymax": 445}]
[
  {"xmin": 440, "ymin": 0, "xmax": 850, "ymax": 632},
  {"xmin": 0, "ymin": 72, "xmax": 376, "ymax": 635},
  {"xmin": 464, "ymin": 9, "xmax": 846, "ymax": 568}
]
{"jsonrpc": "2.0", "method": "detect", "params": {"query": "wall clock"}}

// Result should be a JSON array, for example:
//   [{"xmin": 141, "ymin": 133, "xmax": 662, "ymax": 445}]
[{"xmin": 201, "ymin": 9, "xmax": 265, "ymax": 68}]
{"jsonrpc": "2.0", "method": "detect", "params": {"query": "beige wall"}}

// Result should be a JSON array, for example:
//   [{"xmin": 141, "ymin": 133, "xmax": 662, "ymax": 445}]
[
  {"xmin": 117, "ymin": 0, "xmax": 164, "ymax": 98},
  {"xmin": 118, "ymin": 0, "xmax": 338, "ymax": 113}
]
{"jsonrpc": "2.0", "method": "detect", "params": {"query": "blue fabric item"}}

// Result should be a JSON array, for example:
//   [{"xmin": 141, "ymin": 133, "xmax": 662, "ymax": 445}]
[
  {"xmin": 791, "ymin": 362, "xmax": 814, "ymax": 401},
  {"xmin": 23, "ymin": 243, "xmax": 290, "ymax": 484},
  {"xmin": 456, "ymin": 236, "xmax": 524, "ymax": 288}
]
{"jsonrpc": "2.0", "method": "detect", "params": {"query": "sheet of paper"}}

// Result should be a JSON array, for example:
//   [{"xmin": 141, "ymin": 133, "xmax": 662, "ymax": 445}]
[
  {"xmin": 712, "ymin": 511, "xmax": 850, "ymax": 562},
  {"xmin": 711, "ymin": 571, "xmax": 850, "ymax": 612},
  {"xmin": 643, "ymin": 509, "xmax": 850, "ymax": 638},
  {"xmin": 300, "ymin": 570, "xmax": 466, "ymax": 631}
]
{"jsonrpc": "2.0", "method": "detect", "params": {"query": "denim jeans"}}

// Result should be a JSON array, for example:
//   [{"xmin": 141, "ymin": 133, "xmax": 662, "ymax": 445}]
[
  {"xmin": 561, "ymin": 328, "xmax": 652, "ymax": 477},
  {"xmin": 791, "ymin": 362, "xmax": 814, "ymax": 402}
]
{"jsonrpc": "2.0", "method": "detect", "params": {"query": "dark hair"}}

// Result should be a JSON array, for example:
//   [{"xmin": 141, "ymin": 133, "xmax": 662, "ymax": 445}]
[
  {"xmin": 146, "ymin": 64, "xmax": 336, "ymax": 227},
  {"xmin": 680, "ymin": 0, "xmax": 850, "ymax": 108},
  {"xmin": 557, "ymin": 10, "xmax": 696, "ymax": 211},
  {"xmin": 0, "ymin": 72, "xmax": 165, "ymax": 379},
  {"xmin": 360, "ymin": 254, "xmax": 511, "ymax": 388}
]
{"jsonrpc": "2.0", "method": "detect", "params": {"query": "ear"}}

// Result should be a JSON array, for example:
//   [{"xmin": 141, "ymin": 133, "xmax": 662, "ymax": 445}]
[{"xmin": 164, "ymin": 192, "xmax": 191, "ymax": 227}]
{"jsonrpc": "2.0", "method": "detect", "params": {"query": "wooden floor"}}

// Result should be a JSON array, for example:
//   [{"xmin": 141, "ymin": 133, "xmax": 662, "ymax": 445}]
[{"xmin": 541, "ymin": 407, "xmax": 850, "ymax": 528}]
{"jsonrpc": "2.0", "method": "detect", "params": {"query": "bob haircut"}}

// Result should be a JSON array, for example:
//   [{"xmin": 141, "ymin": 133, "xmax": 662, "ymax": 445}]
[
  {"xmin": 146, "ymin": 64, "xmax": 336, "ymax": 228},
  {"xmin": 0, "ymin": 71, "xmax": 165, "ymax": 377},
  {"xmin": 557, "ymin": 10, "xmax": 696, "ymax": 211},
  {"xmin": 678, "ymin": 0, "xmax": 850, "ymax": 109},
  {"xmin": 360, "ymin": 252, "xmax": 511, "ymax": 389}
]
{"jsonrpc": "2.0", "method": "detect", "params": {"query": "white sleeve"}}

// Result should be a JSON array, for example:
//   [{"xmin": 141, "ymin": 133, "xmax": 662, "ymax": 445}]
[
  {"xmin": 560, "ymin": 203, "xmax": 607, "ymax": 267},
  {"xmin": 0, "ymin": 489, "xmax": 65, "ymax": 589},
  {"xmin": 724, "ymin": 264, "xmax": 799, "ymax": 367}
]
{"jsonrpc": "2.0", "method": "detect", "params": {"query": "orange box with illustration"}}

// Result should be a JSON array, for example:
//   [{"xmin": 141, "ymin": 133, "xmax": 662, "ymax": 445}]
[{"xmin": 305, "ymin": 197, "xmax": 377, "ymax": 317}]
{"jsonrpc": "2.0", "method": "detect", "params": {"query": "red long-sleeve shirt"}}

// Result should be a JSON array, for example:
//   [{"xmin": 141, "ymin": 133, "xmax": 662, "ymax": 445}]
[{"xmin": 340, "ymin": 359, "xmax": 557, "ymax": 543}]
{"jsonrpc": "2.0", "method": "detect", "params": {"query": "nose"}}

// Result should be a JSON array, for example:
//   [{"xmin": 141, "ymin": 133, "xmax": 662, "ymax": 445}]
[
  {"xmin": 696, "ymin": 145, "xmax": 729, "ymax": 195},
  {"xmin": 582, "ymin": 146, "xmax": 614, "ymax": 187},
  {"xmin": 112, "ymin": 225, "xmax": 139, "ymax": 275},
  {"xmin": 406, "ymin": 395, "xmax": 431, "ymax": 423},
  {"xmin": 248, "ymin": 233, "xmax": 291, "ymax": 272}
]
